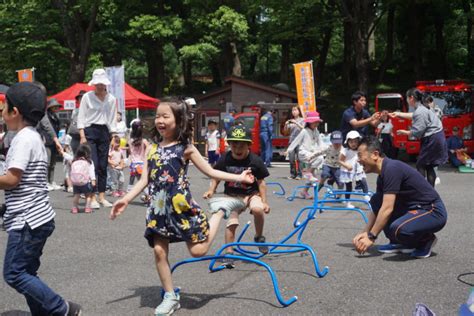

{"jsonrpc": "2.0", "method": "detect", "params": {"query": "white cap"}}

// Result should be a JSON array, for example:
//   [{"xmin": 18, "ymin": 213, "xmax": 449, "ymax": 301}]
[
  {"xmin": 345, "ymin": 130, "xmax": 362, "ymax": 144},
  {"xmin": 88, "ymin": 69, "xmax": 111, "ymax": 86}
]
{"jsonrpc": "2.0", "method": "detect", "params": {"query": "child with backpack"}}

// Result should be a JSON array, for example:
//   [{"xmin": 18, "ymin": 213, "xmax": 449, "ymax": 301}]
[{"xmin": 70, "ymin": 144, "xmax": 96, "ymax": 214}]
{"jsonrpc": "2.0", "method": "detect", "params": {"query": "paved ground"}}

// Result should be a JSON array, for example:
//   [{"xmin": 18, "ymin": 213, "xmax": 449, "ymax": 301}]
[{"xmin": 0, "ymin": 162, "xmax": 473, "ymax": 315}]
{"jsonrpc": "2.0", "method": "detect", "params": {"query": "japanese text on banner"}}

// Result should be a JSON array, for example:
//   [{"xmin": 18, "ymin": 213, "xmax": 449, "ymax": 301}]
[{"xmin": 293, "ymin": 61, "xmax": 316, "ymax": 114}]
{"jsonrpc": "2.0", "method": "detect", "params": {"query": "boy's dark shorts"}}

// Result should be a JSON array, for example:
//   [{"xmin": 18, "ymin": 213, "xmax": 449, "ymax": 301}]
[
  {"xmin": 321, "ymin": 165, "xmax": 343, "ymax": 186},
  {"xmin": 73, "ymin": 182, "xmax": 93, "ymax": 195},
  {"xmin": 208, "ymin": 150, "xmax": 220, "ymax": 165}
]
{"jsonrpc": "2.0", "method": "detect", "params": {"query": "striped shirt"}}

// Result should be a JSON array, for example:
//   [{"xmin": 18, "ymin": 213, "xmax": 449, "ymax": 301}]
[{"xmin": 3, "ymin": 126, "xmax": 55, "ymax": 231}]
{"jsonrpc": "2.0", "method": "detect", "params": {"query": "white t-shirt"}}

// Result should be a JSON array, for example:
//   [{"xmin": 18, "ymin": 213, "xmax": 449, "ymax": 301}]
[
  {"xmin": 206, "ymin": 130, "xmax": 220, "ymax": 151},
  {"xmin": 377, "ymin": 121, "xmax": 393, "ymax": 134},
  {"xmin": 3, "ymin": 126, "xmax": 55, "ymax": 231},
  {"xmin": 116, "ymin": 120, "xmax": 128, "ymax": 138}
]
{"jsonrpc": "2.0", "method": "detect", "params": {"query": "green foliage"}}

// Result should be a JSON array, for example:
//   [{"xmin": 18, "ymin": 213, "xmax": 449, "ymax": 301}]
[{"xmin": 128, "ymin": 15, "xmax": 183, "ymax": 41}]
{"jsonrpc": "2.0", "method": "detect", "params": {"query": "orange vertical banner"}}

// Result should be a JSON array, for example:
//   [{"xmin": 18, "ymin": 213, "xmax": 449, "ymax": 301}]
[
  {"xmin": 293, "ymin": 61, "xmax": 316, "ymax": 115},
  {"xmin": 17, "ymin": 68, "xmax": 34, "ymax": 82}
]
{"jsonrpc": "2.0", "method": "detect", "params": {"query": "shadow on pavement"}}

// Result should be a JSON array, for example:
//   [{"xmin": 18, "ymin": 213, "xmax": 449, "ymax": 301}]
[
  {"xmin": 336, "ymin": 242, "xmax": 383, "ymax": 257},
  {"xmin": 1, "ymin": 311, "xmax": 31, "ymax": 316}
]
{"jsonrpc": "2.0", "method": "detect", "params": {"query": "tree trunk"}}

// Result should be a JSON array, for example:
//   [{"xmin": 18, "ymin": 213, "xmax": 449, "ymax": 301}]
[
  {"xmin": 145, "ymin": 43, "xmax": 165, "ymax": 97},
  {"xmin": 315, "ymin": 26, "xmax": 333, "ymax": 92},
  {"xmin": 378, "ymin": 4, "xmax": 395, "ymax": 82},
  {"xmin": 434, "ymin": 12, "xmax": 447, "ymax": 78},
  {"xmin": 407, "ymin": 1, "xmax": 423, "ymax": 79},
  {"xmin": 352, "ymin": 0, "xmax": 372, "ymax": 93},
  {"xmin": 182, "ymin": 60, "xmax": 192, "ymax": 87},
  {"xmin": 230, "ymin": 42, "xmax": 242, "ymax": 77},
  {"xmin": 342, "ymin": 15, "xmax": 353, "ymax": 87},
  {"xmin": 462, "ymin": 0, "xmax": 474, "ymax": 73},
  {"xmin": 280, "ymin": 41, "xmax": 290, "ymax": 83},
  {"xmin": 52, "ymin": 0, "xmax": 98, "ymax": 85}
]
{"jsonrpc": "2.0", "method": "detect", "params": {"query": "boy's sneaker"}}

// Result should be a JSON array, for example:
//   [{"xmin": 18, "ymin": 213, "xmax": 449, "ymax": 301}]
[
  {"xmin": 410, "ymin": 235, "xmax": 438, "ymax": 259},
  {"xmin": 66, "ymin": 301, "xmax": 82, "ymax": 316},
  {"xmin": 84, "ymin": 207, "xmax": 92, "ymax": 214},
  {"xmin": 155, "ymin": 291, "xmax": 180, "ymax": 316},
  {"xmin": 118, "ymin": 190, "xmax": 125, "ymax": 197},
  {"xmin": 71, "ymin": 207, "xmax": 79, "ymax": 214},
  {"xmin": 112, "ymin": 191, "xmax": 121, "ymax": 197},
  {"xmin": 254, "ymin": 235, "xmax": 269, "ymax": 254},
  {"xmin": 346, "ymin": 202, "xmax": 355, "ymax": 209},
  {"xmin": 377, "ymin": 243, "xmax": 415, "ymax": 254}
]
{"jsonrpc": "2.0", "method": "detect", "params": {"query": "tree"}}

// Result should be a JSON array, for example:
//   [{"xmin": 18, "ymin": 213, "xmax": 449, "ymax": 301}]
[
  {"xmin": 51, "ymin": 0, "xmax": 99, "ymax": 85},
  {"xmin": 127, "ymin": 12, "xmax": 183, "ymax": 97}
]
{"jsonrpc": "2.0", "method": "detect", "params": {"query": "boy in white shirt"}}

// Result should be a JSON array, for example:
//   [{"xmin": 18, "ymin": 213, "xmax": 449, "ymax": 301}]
[
  {"xmin": 1, "ymin": 82, "xmax": 81, "ymax": 315},
  {"xmin": 205, "ymin": 119, "xmax": 221, "ymax": 166}
]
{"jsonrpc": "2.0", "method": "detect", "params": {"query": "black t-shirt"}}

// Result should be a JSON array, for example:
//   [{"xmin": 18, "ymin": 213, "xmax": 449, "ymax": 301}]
[
  {"xmin": 214, "ymin": 151, "xmax": 269, "ymax": 196},
  {"xmin": 374, "ymin": 158, "xmax": 442, "ymax": 213},
  {"xmin": 340, "ymin": 106, "xmax": 371, "ymax": 140}
]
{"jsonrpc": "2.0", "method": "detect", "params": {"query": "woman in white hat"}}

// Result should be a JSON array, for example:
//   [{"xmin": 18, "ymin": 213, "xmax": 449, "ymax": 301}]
[{"xmin": 77, "ymin": 68, "xmax": 118, "ymax": 208}]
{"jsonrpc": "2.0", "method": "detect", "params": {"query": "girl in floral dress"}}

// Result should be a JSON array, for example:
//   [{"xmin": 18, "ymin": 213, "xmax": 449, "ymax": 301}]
[{"xmin": 110, "ymin": 98, "xmax": 254, "ymax": 316}]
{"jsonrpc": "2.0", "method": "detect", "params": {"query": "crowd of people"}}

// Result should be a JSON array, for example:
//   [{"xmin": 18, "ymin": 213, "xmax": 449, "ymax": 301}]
[{"xmin": 0, "ymin": 70, "xmax": 459, "ymax": 315}]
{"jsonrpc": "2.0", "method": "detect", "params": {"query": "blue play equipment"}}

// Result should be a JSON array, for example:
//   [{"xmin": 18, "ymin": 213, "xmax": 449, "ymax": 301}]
[
  {"xmin": 169, "ymin": 185, "xmax": 329, "ymax": 307},
  {"xmin": 266, "ymin": 181, "xmax": 286, "ymax": 196},
  {"xmin": 283, "ymin": 181, "xmax": 373, "ymax": 224}
]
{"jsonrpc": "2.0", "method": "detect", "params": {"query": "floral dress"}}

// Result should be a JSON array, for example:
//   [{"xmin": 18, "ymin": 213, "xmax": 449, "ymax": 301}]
[{"xmin": 144, "ymin": 143, "xmax": 209, "ymax": 247}]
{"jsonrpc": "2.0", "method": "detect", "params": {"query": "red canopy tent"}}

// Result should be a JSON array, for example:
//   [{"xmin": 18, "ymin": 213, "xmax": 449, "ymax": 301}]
[{"xmin": 50, "ymin": 82, "xmax": 159, "ymax": 110}]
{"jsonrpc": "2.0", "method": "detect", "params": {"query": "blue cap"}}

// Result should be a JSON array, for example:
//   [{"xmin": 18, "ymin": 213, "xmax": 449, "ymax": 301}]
[{"xmin": 330, "ymin": 130, "xmax": 343, "ymax": 144}]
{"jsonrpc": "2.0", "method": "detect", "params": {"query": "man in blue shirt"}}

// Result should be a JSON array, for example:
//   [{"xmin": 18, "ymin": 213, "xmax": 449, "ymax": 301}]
[
  {"xmin": 353, "ymin": 136, "xmax": 447, "ymax": 259},
  {"xmin": 223, "ymin": 108, "xmax": 237, "ymax": 133},
  {"xmin": 260, "ymin": 108, "xmax": 274, "ymax": 167},
  {"xmin": 340, "ymin": 91, "xmax": 381, "ymax": 140}
]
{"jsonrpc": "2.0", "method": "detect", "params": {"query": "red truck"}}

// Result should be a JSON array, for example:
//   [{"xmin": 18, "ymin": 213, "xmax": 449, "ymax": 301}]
[
  {"xmin": 375, "ymin": 80, "xmax": 474, "ymax": 155},
  {"xmin": 234, "ymin": 103, "xmax": 295, "ymax": 159}
]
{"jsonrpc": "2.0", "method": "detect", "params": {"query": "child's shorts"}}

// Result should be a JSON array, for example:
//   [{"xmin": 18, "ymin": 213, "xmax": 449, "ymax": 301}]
[
  {"xmin": 321, "ymin": 165, "xmax": 343, "ymax": 186},
  {"xmin": 207, "ymin": 150, "xmax": 220, "ymax": 165},
  {"xmin": 130, "ymin": 162, "xmax": 144, "ymax": 177},
  {"xmin": 73, "ymin": 182, "xmax": 93, "ymax": 195},
  {"xmin": 207, "ymin": 194, "xmax": 265, "ymax": 227}
]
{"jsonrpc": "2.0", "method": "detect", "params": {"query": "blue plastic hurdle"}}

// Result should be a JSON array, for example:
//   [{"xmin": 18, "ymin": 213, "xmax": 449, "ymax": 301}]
[
  {"xmin": 169, "ymin": 194, "xmax": 329, "ymax": 307},
  {"xmin": 266, "ymin": 181, "xmax": 286, "ymax": 196}
]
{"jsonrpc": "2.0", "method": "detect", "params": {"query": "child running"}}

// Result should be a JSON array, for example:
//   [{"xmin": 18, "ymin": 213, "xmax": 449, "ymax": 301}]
[
  {"xmin": 127, "ymin": 119, "xmax": 149, "ymax": 191},
  {"xmin": 1, "ymin": 82, "xmax": 81, "ymax": 315},
  {"xmin": 339, "ymin": 130, "xmax": 369, "ymax": 208},
  {"xmin": 110, "ymin": 98, "xmax": 254, "ymax": 316},
  {"xmin": 287, "ymin": 111, "xmax": 327, "ymax": 199},
  {"xmin": 318, "ymin": 130, "xmax": 344, "ymax": 193},
  {"xmin": 70, "ymin": 144, "xmax": 96, "ymax": 214}
]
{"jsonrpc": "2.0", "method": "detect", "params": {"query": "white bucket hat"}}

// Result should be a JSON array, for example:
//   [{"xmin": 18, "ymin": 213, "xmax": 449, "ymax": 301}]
[
  {"xmin": 345, "ymin": 130, "xmax": 362, "ymax": 144},
  {"xmin": 88, "ymin": 68, "xmax": 111, "ymax": 86}
]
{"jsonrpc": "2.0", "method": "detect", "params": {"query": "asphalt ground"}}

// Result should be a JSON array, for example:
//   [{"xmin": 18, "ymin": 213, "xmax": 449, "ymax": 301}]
[{"xmin": 0, "ymin": 162, "xmax": 473, "ymax": 315}]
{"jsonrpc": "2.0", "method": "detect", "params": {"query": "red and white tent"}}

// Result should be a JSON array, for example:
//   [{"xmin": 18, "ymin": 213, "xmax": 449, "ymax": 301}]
[{"xmin": 49, "ymin": 83, "xmax": 159, "ymax": 111}]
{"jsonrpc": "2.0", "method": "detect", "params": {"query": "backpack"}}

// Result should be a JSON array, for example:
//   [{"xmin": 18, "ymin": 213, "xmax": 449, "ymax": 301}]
[{"xmin": 70, "ymin": 159, "xmax": 91, "ymax": 186}]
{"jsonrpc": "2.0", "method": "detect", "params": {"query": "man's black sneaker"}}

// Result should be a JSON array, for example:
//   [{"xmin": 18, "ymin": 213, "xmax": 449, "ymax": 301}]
[
  {"xmin": 254, "ymin": 235, "xmax": 269, "ymax": 254},
  {"xmin": 67, "ymin": 301, "xmax": 82, "ymax": 316}
]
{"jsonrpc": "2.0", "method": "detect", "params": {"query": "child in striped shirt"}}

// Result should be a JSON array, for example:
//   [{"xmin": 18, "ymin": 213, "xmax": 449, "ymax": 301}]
[{"xmin": 0, "ymin": 82, "xmax": 81, "ymax": 315}]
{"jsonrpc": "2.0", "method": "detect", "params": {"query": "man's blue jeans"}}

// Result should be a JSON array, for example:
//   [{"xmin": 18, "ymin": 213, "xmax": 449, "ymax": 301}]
[
  {"xmin": 3, "ymin": 220, "xmax": 67, "ymax": 316},
  {"xmin": 260, "ymin": 133, "xmax": 272, "ymax": 167}
]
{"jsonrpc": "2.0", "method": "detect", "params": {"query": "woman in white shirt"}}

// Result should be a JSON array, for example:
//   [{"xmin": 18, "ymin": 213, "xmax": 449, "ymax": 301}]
[{"xmin": 77, "ymin": 68, "xmax": 117, "ymax": 208}]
